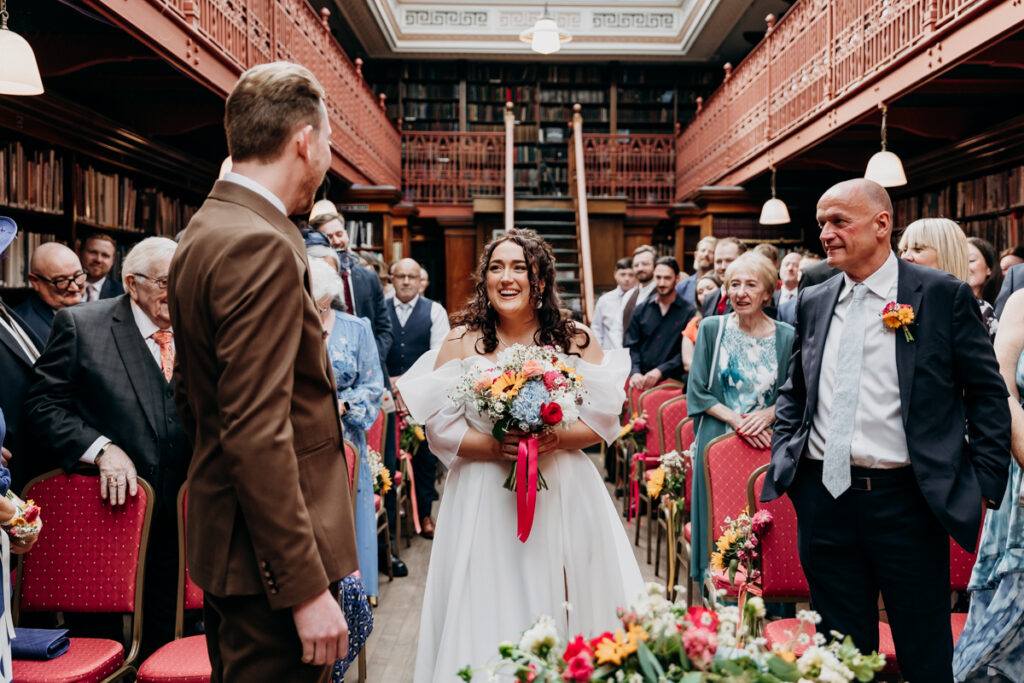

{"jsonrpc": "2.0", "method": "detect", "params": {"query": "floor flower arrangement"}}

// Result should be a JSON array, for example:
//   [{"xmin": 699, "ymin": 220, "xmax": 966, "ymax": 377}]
[{"xmin": 460, "ymin": 584, "xmax": 885, "ymax": 682}]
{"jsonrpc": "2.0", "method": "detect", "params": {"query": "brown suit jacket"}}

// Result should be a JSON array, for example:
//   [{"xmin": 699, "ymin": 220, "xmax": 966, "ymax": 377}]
[{"xmin": 168, "ymin": 180, "xmax": 357, "ymax": 610}]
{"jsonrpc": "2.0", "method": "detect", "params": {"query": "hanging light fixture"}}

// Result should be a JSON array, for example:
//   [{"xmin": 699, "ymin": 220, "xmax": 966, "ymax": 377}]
[
  {"xmin": 520, "ymin": 3, "xmax": 571, "ymax": 55},
  {"xmin": 0, "ymin": 0, "xmax": 44, "ymax": 96},
  {"xmin": 759, "ymin": 165, "xmax": 791, "ymax": 225},
  {"xmin": 864, "ymin": 103, "xmax": 907, "ymax": 187}
]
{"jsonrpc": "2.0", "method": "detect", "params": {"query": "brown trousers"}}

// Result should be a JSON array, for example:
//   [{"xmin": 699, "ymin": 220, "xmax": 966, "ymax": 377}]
[{"xmin": 203, "ymin": 591, "xmax": 333, "ymax": 683}]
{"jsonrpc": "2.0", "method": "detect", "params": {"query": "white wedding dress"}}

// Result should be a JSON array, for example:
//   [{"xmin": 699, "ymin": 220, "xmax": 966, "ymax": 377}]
[{"xmin": 398, "ymin": 347, "xmax": 645, "ymax": 682}]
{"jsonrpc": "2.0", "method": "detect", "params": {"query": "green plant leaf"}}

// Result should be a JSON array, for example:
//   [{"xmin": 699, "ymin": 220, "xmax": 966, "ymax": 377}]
[
  {"xmin": 636, "ymin": 640, "xmax": 666, "ymax": 681},
  {"xmin": 765, "ymin": 656, "xmax": 800, "ymax": 681}
]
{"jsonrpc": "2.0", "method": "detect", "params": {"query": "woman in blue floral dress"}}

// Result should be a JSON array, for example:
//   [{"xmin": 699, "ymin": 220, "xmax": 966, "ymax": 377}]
[
  {"xmin": 309, "ymin": 259, "xmax": 384, "ymax": 598},
  {"xmin": 954, "ymin": 289, "xmax": 1024, "ymax": 682},
  {"xmin": 686, "ymin": 252, "xmax": 795, "ymax": 587}
]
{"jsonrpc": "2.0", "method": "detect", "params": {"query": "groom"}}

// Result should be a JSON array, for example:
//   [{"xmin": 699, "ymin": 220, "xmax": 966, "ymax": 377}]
[{"xmin": 762, "ymin": 178, "xmax": 1010, "ymax": 682}]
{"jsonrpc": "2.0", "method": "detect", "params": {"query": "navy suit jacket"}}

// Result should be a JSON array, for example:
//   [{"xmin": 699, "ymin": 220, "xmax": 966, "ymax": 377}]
[
  {"xmin": 99, "ymin": 275, "xmax": 124, "ymax": 299},
  {"xmin": 0, "ymin": 299, "xmax": 46, "ymax": 489},
  {"xmin": 763, "ymin": 259, "xmax": 1011, "ymax": 551},
  {"xmin": 343, "ymin": 256, "xmax": 393, "ymax": 385},
  {"xmin": 676, "ymin": 275, "xmax": 697, "ymax": 309},
  {"xmin": 13, "ymin": 293, "xmax": 55, "ymax": 345},
  {"xmin": 994, "ymin": 262, "xmax": 1024, "ymax": 317}
]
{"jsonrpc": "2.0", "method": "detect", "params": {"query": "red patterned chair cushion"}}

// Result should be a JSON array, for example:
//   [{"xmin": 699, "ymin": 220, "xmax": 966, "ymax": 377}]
[
  {"xmin": 13, "ymin": 638, "xmax": 123, "ymax": 683},
  {"xmin": 705, "ymin": 436, "xmax": 770, "ymax": 570},
  {"xmin": 751, "ymin": 472, "xmax": 810, "ymax": 597},
  {"xmin": 137, "ymin": 636, "xmax": 211, "ymax": 683},
  {"xmin": 366, "ymin": 410, "xmax": 385, "ymax": 454},
  {"xmin": 677, "ymin": 419, "xmax": 695, "ymax": 453},
  {"xmin": 640, "ymin": 386, "xmax": 683, "ymax": 455},
  {"xmin": 19, "ymin": 474, "xmax": 148, "ymax": 613},
  {"xmin": 657, "ymin": 396, "xmax": 688, "ymax": 454},
  {"xmin": 950, "ymin": 534, "xmax": 979, "ymax": 592}
]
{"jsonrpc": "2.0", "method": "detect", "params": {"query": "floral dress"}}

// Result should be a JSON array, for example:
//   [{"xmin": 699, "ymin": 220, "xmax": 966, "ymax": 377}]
[
  {"xmin": 952, "ymin": 349, "xmax": 1024, "ymax": 682},
  {"xmin": 327, "ymin": 313, "xmax": 384, "ymax": 598},
  {"xmin": 718, "ymin": 316, "xmax": 778, "ymax": 415}
]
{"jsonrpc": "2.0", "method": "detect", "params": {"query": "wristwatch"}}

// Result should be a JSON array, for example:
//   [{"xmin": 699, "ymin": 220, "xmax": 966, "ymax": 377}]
[{"xmin": 96, "ymin": 441, "xmax": 113, "ymax": 463}]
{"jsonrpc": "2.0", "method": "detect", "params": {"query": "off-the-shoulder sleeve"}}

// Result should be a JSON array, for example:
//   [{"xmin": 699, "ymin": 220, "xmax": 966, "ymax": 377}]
[
  {"xmin": 572, "ymin": 348, "xmax": 630, "ymax": 445},
  {"xmin": 395, "ymin": 349, "xmax": 468, "ymax": 468}
]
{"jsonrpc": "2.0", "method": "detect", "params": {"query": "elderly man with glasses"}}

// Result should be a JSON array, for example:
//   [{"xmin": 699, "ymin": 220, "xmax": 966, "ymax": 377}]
[
  {"xmin": 25, "ymin": 236, "xmax": 193, "ymax": 659},
  {"xmin": 14, "ymin": 242, "xmax": 86, "ymax": 343}
]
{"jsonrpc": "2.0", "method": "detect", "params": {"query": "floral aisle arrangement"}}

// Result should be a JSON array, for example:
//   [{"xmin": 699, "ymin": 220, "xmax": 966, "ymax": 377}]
[
  {"xmin": 452, "ymin": 344, "xmax": 586, "ymax": 541},
  {"xmin": 367, "ymin": 448, "xmax": 392, "ymax": 495},
  {"xmin": 396, "ymin": 413, "xmax": 426, "ymax": 533},
  {"xmin": 618, "ymin": 411, "xmax": 649, "ymax": 455},
  {"xmin": 460, "ymin": 584, "xmax": 885, "ymax": 682},
  {"xmin": 399, "ymin": 414, "xmax": 426, "ymax": 457},
  {"xmin": 710, "ymin": 508, "xmax": 773, "ymax": 588},
  {"xmin": 2, "ymin": 490, "xmax": 42, "ymax": 541},
  {"xmin": 646, "ymin": 449, "xmax": 692, "ymax": 592}
]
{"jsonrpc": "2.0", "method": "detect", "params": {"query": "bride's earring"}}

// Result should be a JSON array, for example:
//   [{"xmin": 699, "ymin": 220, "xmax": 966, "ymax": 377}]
[{"xmin": 536, "ymin": 298, "xmax": 542, "ymax": 309}]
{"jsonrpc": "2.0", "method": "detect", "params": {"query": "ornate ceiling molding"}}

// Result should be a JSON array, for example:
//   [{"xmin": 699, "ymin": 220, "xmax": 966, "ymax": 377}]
[{"xmin": 336, "ymin": 0, "xmax": 754, "ymax": 59}]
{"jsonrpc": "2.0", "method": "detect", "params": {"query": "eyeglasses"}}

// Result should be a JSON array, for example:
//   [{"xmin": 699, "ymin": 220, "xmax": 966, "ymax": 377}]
[
  {"xmin": 30, "ymin": 270, "xmax": 87, "ymax": 292},
  {"xmin": 132, "ymin": 273, "xmax": 169, "ymax": 290},
  {"xmin": 392, "ymin": 273, "xmax": 420, "ymax": 281}
]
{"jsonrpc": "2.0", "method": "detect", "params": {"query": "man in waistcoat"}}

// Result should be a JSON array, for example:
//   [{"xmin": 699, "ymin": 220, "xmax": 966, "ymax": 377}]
[{"xmin": 386, "ymin": 258, "xmax": 450, "ymax": 538}]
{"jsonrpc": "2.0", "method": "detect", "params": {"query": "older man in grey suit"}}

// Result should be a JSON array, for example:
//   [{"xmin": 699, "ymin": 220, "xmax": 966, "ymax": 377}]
[{"xmin": 26, "ymin": 236, "xmax": 191, "ymax": 657}]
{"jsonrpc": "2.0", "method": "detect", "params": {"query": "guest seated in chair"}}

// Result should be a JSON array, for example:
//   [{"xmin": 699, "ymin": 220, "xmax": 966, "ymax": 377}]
[
  {"xmin": 686, "ymin": 252, "xmax": 794, "ymax": 589},
  {"xmin": 24, "ymin": 237, "xmax": 192, "ymax": 658}
]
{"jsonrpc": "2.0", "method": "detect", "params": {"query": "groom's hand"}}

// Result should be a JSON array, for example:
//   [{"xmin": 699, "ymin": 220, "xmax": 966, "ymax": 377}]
[{"xmin": 293, "ymin": 589, "xmax": 349, "ymax": 666}]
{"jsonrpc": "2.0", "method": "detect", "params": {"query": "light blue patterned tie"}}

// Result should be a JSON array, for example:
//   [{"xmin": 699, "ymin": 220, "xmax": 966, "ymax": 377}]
[{"xmin": 823, "ymin": 283, "xmax": 867, "ymax": 498}]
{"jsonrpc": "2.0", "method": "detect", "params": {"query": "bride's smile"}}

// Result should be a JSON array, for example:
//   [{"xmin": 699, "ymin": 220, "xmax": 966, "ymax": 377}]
[{"xmin": 486, "ymin": 241, "xmax": 539, "ymax": 316}]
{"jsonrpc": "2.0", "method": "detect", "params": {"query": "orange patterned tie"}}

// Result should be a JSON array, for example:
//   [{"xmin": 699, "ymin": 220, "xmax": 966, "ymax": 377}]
[{"xmin": 151, "ymin": 330, "xmax": 175, "ymax": 382}]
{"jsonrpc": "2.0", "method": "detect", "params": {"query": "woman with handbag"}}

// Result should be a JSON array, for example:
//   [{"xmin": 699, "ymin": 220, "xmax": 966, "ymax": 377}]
[{"xmin": 686, "ymin": 252, "xmax": 795, "ymax": 587}]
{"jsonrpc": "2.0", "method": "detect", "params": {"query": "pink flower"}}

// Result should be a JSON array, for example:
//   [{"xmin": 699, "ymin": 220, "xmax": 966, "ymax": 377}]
[
  {"xmin": 562, "ymin": 635, "xmax": 593, "ymax": 661},
  {"xmin": 682, "ymin": 626, "xmax": 718, "ymax": 668},
  {"xmin": 751, "ymin": 509, "xmax": 773, "ymax": 534},
  {"xmin": 631, "ymin": 418, "xmax": 647, "ymax": 432},
  {"xmin": 685, "ymin": 606, "xmax": 719, "ymax": 633},
  {"xmin": 543, "ymin": 371, "xmax": 566, "ymax": 390},
  {"xmin": 474, "ymin": 375, "xmax": 494, "ymax": 392},
  {"xmin": 522, "ymin": 359, "xmax": 545, "ymax": 377},
  {"xmin": 562, "ymin": 653, "xmax": 594, "ymax": 682}
]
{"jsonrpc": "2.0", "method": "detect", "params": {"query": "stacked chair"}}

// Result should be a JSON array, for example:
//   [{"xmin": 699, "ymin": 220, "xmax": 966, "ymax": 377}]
[{"xmin": 653, "ymin": 417, "xmax": 694, "ymax": 585}]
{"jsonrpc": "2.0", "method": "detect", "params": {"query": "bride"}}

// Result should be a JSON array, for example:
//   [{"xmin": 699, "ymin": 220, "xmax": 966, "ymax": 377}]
[{"xmin": 398, "ymin": 228, "xmax": 644, "ymax": 682}]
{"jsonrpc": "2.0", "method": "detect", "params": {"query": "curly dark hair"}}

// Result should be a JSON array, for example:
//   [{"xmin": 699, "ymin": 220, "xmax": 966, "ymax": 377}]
[{"xmin": 452, "ymin": 228, "xmax": 590, "ymax": 356}]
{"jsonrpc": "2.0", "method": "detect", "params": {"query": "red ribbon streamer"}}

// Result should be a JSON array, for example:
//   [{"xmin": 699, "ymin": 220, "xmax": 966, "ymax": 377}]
[
  {"xmin": 397, "ymin": 450, "xmax": 421, "ymax": 534},
  {"xmin": 516, "ymin": 436, "xmax": 539, "ymax": 543},
  {"xmin": 628, "ymin": 453, "xmax": 643, "ymax": 526}
]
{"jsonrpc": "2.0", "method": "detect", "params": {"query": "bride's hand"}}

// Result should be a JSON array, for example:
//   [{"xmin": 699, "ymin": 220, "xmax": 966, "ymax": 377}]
[{"xmin": 496, "ymin": 430, "xmax": 558, "ymax": 461}]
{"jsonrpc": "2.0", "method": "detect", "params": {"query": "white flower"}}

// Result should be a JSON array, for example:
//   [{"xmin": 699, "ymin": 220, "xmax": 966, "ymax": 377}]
[
  {"xmin": 746, "ymin": 596, "xmax": 766, "ymax": 618},
  {"xmin": 797, "ymin": 632, "xmax": 811, "ymax": 646},
  {"xmin": 628, "ymin": 675, "xmax": 644, "ymax": 683},
  {"xmin": 517, "ymin": 615, "xmax": 560, "ymax": 655},
  {"xmin": 797, "ymin": 609, "xmax": 822, "ymax": 625},
  {"xmin": 562, "ymin": 601, "xmax": 573, "ymax": 613},
  {"xmin": 614, "ymin": 671, "xmax": 625, "ymax": 682}
]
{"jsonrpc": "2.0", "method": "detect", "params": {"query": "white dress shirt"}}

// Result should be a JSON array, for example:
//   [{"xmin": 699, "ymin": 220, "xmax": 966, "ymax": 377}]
[
  {"xmin": 0, "ymin": 305, "xmax": 40, "ymax": 362},
  {"xmin": 222, "ymin": 171, "xmax": 288, "ymax": 217},
  {"xmin": 592, "ymin": 286, "xmax": 630, "ymax": 349},
  {"xmin": 81, "ymin": 300, "xmax": 173, "ymax": 463},
  {"xmin": 392, "ymin": 295, "xmax": 450, "ymax": 349},
  {"xmin": 633, "ymin": 281, "xmax": 656, "ymax": 308},
  {"xmin": 805, "ymin": 252, "xmax": 910, "ymax": 468}
]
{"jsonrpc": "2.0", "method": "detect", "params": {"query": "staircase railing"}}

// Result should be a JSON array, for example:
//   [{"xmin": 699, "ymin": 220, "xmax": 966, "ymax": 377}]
[
  {"xmin": 569, "ymin": 104, "xmax": 596, "ymax": 325},
  {"xmin": 504, "ymin": 102, "xmax": 515, "ymax": 231}
]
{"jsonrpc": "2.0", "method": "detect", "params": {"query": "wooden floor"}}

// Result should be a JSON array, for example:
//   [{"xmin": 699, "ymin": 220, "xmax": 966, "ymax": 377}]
[{"xmin": 363, "ymin": 452, "xmax": 659, "ymax": 682}]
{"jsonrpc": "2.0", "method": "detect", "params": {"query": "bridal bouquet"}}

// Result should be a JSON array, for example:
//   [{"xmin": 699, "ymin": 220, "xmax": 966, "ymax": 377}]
[
  {"xmin": 452, "ymin": 343, "xmax": 586, "ymax": 541},
  {"xmin": 3, "ymin": 490, "xmax": 42, "ymax": 541},
  {"xmin": 461, "ymin": 584, "xmax": 885, "ymax": 682}
]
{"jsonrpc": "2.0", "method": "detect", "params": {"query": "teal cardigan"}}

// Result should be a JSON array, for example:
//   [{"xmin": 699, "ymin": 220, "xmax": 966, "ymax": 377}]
[{"xmin": 684, "ymin": 314, "xmax": 795, "ymax": 581}]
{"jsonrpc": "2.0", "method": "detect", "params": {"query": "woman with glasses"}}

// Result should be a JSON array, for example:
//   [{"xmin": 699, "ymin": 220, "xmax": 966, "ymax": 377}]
[{"xmin": 14, "ymin": 242, "xmax": 86, "ymax": 344}]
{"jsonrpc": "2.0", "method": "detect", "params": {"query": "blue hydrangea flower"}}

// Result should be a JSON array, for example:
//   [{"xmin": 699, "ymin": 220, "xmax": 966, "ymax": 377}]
[{"xmin": 510, "ymin": 380, "xmax": 550, "ymax": 429}]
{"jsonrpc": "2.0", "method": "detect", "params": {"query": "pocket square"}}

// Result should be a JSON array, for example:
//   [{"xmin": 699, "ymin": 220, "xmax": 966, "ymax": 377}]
[{"xmin": 11, "ymin": 627, "xmax": 70, "ymax": 660}]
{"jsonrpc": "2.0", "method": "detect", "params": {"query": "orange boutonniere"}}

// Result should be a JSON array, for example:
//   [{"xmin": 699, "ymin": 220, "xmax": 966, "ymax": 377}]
[{"xmin": 882, "ymin": 301, "xmax": 915, "ymax": 341}]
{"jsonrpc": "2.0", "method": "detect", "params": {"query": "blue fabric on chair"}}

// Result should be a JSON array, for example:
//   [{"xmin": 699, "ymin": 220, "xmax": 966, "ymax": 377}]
[
  {"xmin": 331, "ymin": 573, "xmax": 374, "ymax": 681},
  {"xmin": 10, "ymin": 628, "xmax": 70, "ymax": 659}
]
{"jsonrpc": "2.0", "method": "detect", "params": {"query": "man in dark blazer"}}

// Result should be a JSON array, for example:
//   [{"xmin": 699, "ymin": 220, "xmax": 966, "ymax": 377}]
[
  {"xmin": 26, "ymin": 236, "xmax": 190, "ymax": 657},
  {"xmin": 0, "ymin": 219, "xmax": 45, "ymax": 491},
  {"xmin": 15, "ymin": 242, "xmax": 85, "ymax": 343},
  {"xmin": 700, "ymin": 237, "xmax": 746, "ymax": 318},
  {"xmin": 168, "ymin": 62, "xmax": 357, "ymax": 682},
  {"xmin": 797, "ymin": 258, "xmax": 840, "ymax": 289},
  {"xmin": 994, "ymin": 261, "xmax": 1024, "ymax": 317},
  {"xmin": 763, "ymin": 179, "xmax": 1010, "ymax": 682},
  {"xmin": 80, "ymin": 232, "xmax": 125, "ymax": 302}
]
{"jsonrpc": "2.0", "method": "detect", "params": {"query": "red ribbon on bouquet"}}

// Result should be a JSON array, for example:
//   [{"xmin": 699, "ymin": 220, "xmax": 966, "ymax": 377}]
[
  {"xmin": 516, "ymin": 436, "xmax": 539, "ymax": 543},
  {"xmin": 628, "ymin": 453, "xmax": 643, "ymax": 526}
]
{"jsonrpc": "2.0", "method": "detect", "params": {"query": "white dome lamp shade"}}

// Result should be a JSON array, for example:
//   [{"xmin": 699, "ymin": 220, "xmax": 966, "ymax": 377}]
[
  {"xmin": 864, "ymin": 103, "xmax": 907, "ymax": 187},
  {"xmin": 0, "ymin": 0, "xmax": 44, "ymax": 96},
  {"xmin": 520, "ymin": 4, "xmax": 571, "ymax": 55},
  {"xmin": 759, "ymin": 165, "xmax": 791, "ymax": 225}
]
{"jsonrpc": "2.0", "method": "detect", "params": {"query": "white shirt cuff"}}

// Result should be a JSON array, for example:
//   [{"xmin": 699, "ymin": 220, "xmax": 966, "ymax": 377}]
[{"xmin": 81, "ymin": 436, "xmax": 112, "ymax": 464}]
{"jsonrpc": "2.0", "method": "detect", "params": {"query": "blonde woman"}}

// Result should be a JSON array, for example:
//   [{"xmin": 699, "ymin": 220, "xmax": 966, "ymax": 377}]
[{"xmin": 900, "ymin": 218, "xmax": 997, "ymax": 338}]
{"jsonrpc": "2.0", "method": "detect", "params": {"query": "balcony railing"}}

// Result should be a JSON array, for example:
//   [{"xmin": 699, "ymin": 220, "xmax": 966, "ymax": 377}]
[
  {"xmin": 675, "ymin": 0, "xmax": 989, "ymax": 200},
  {"xmin": 402, "ymin": 131, "xmax": 675, "ymax": 206},
  {"xmin": 402, "ymin": 132, "xmax": 505, "ymax": 204},
  {"xmin": 580, "ymin": 134, "xmax": 676, "ymax": 205},
  {"xmin": 132, "ymin": 0, "xmax": 401, "ymax": 187}
]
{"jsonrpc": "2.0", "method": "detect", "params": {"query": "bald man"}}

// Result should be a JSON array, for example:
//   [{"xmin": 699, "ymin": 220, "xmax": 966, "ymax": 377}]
[
  {"xmin": 762, "ymin": 179, "xmax": 1010, "ymax": 681},
  {"xmin": 16, "ymin": 242, "xmax": 85, "ymax": 343},
  {"xmin": 385, "ymin": 258, "xmax": 449, "ymax": 538}
]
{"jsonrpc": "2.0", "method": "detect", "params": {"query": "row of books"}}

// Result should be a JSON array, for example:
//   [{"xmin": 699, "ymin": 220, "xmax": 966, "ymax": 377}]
[
  {"xmin": 345, "ymin": 220, "xmax": 378, "ymax": 250},
  {"xmin": 467, "ymin": 104, "xmax": 532, "ymax": 122},
  {"xmin": 0, "ymin": 142, "xmax": 65, "ymax": 214},
  {"xmin": 74, "ymin": 167, "xmax": 198, "ymax": 236},
  {"xmin": 514, "ymin": 147, "xmax": 538, "ymax": 164},
  {"xmin": 956, "ymin": 165, "xmax": 1024, "ymax": 217},
  {"xmin": 403, "ymin": 83, "xmax": 459, "ymax": 100},
  {"xmin": 619, "ymin": 89, "xmax": 675, "ymax": 105},
  {"xmin": 618, "ymin": 109, "xmax": 673, "ymax": 124},
  {"xmin": 0, "ymin": 231, "xmax": 58, "ymax": 288},
  {"xmin": 961, "ymin": 215, "xmax": 1021, "ymax": 254},
  {"xmin": 402, "ymin": 102, "xmax": 458, "ymax": 120},
  {"xmin": 538, "ymin": 89, "xmax": 604, "ymax": 104},
  {"xmin": 466, "ymin": 84, "xmax": 534, "ymax": 103}
]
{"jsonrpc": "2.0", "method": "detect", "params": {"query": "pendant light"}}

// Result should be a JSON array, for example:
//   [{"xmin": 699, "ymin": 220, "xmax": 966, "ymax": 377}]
[
  {"xmin": 759, "ymin": 165, "xmax": 791, "ymax": 225},
  {"xmin": 864, "ymin": 104, "xmax": 907, "ymax": 187},
  {"xmin": 520, "ymin": 3, "xmax": 571, "ymax": 55},
  {"xmin": 0, "ymin": 0, "xmax": 44, "ymax": 96}
]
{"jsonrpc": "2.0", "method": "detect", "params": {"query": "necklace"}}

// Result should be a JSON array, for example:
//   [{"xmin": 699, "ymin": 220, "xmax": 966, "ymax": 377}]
[{"xmin": 495, "ymin": 328, "xmax": 534, "ymax": 349}]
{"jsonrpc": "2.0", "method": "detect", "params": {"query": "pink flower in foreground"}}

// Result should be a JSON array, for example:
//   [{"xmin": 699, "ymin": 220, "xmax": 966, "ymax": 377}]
[
  {"xmin": 543, "ymin": 371, "xmax": 565, "ymax": 390},
  {"xmin": 474, "ymin": 374, "xmax": 494, "ymax": 392},
  {"xmin": 685, "ymin": 606, "xmax": 719, "ymax": 633},
  {"xmin": 682, "ymin": 626, "xmax": 718, "ymax": 668},
  {"xmin": 522, "ymin": 359, "xmax": 546, "ymax": 377},
  {"xmin": 562, "ymin": 653, "xmax": 594, "ymax": 682}
]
